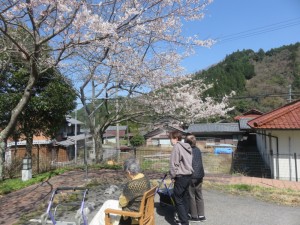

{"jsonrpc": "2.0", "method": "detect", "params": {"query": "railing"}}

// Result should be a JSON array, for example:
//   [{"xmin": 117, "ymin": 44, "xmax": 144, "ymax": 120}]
[
  {"xmin": 270, "ymin": 152, "xmax": 300, "ymax": 181},
  {"xmin": 3, "ymin": 146, "xmax": 300, "ymax": 182}
]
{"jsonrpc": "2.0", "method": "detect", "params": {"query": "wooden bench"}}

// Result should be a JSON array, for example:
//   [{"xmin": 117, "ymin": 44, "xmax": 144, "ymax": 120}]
[{"xmin": 105, "ymin": 186, "xmax": 157, "ymax": 225}]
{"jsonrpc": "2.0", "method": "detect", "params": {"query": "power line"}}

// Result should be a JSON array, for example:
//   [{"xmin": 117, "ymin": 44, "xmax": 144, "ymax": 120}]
[
  {"xmin": 211, "ymin": 92, "xmax": 300, "ymax": 101},
  {"xmin": 215, "ymin": 17, "xmax": 300, "ymax": 44},
  {"xmin": 228, "ymin": 94, "xmax": 300, "ymax": 100}
]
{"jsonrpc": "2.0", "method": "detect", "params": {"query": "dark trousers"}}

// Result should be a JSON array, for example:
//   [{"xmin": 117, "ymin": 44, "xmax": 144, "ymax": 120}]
[
  {"xmin": 173, "ymin": 175, "xmax": 191, "ymax": 225},
  {"xmin": 119, "ymin": 216, "xmax": 132, "ymax": 225},
  {"xmin": 189, "ymin": 178, "xmax": 205, "ymax": 218}
]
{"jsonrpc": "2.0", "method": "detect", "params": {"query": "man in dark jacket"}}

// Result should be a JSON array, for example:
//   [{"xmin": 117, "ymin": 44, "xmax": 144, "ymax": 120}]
[
  {"xmin": 169, "ymin": 131, "xmax": 193, "ymax": 225},
  {"xmin": 185, "ymin": 134, "xmax": 206, "ymax": 222}
]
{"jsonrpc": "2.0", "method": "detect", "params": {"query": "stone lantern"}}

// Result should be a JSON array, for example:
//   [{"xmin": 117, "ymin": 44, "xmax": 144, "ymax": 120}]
[{"xmin": 22, "ymin": 156, "xmax": 32, "ymax": 181}]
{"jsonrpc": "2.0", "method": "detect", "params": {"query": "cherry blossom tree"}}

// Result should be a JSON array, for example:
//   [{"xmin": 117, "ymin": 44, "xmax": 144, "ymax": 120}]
[
  {"xmin": 145, "ymin": 77, "xmax": 235, "ymax": 124},
  {"xmin": 0, "ymin": 0, "xmax": 232, "ymax": 174},
  {"xmin": 60, "ymin": 0, "xmax": 218, "ymax": 162},
  {"xmin": 0, "ymin": 0, "xmax": 116, "ymax": 179}
]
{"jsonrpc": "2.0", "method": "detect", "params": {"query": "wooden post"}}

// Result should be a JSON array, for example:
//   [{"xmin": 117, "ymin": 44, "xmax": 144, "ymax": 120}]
[{"xmin": 295, "ymin": 153, "xmax": 298, "ymax": 182}]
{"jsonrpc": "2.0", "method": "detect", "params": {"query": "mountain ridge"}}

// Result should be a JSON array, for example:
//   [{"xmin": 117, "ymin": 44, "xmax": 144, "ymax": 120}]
[{"xmin": 191, "ymin": 42, "xmax": 300, "ymax": 119}]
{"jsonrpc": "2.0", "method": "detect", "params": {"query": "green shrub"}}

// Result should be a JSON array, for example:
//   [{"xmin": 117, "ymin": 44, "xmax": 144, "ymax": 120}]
[{"xmin": 130, "ymin": 134, "xmax": 145, "ymax": 147}]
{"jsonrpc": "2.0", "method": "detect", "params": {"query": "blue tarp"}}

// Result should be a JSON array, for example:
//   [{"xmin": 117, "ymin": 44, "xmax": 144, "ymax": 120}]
[{"xmin": 214, "ymin": 147, "xmax": 233, "ymax": 154}]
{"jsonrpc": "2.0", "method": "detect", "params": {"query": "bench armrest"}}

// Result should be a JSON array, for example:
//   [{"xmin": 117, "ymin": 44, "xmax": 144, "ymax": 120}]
[{"xmin": 105, "ymin": 208, "xmax": 142, "ymax": 218}]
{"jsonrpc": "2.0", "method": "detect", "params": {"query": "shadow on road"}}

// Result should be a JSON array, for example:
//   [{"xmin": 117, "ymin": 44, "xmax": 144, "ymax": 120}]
[{"xmin": 155, "ymin": 202, "xmax": 177, "ymax": 225}]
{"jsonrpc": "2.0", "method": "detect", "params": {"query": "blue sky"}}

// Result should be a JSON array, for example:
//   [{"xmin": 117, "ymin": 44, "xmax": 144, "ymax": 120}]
[{"xmin": 181, "ymin": 0, "xmax": 300, "ymax": 74}]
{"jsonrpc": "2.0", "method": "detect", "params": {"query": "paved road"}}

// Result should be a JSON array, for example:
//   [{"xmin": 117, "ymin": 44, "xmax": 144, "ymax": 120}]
[{"xmin": 155, "ymin": 189, "xmax": 300, "ymax": 225}]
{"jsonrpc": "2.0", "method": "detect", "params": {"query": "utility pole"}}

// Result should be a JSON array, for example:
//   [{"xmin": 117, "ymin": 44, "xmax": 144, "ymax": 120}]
[
  {"xmin": 84, "ymin": 108, "xmax": 88, "ymax": 180},
  {"xmin": 288, "ymin": 84, "xmax": 292, "ymax": 103},
  {"xmin": 116, "ymin": 89, "xmax": 120, "ymax": 162},
  {"xmin": 127, "ymin": 120, "xmax": 129, "ymax": 146},
  {"xmin": 74, "ymin": 109, "xmax": 77, "ymax": 163}
]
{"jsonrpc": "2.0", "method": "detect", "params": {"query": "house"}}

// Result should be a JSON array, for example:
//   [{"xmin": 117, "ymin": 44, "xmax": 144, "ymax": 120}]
[
  {"xmin": 5, "ymin": 115, "xmax": 88, "ymax": 167},
  {"xmin": 53, "ymin": 115, "xmax": 88, "ymax": 162},
  {"xmin": 234, "ymin": 109, "xmax": 264, "ymax": 121},
  {"xmin": 103, "ymin": 126, "xmax": 131, "ymax": 144},
  {"xmin": 6, "ymin": 134, "xmax": 53, "ymax": 166},
  {"xmin": 144, "ymin": 125, "xmax": 186, "ymax": 147},
  {"xmin": 186, "ymin": 123, "xmax": 244, "ymax": 148},
  {"xmin": 247, "ymin": 99, "xmax": 300, "ymax": 181},
  {"xmin": 234, "ymin": 109, "xmax": 263, "ymax": 131}
]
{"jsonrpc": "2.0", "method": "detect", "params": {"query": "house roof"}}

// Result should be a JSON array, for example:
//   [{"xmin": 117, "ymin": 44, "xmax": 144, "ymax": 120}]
[
  {"xmin": 234, "ymin": 114, "xmax": 261, "ymax": 120},
  {"xmin": 248, "ymin": 99, "xmax": 300, "ymax": 129},
  {"xmin": 67, "ymin": 134, "xmax": 89, "ymax": 141},
  {"xmin": 56, "ymin": 139, "xmax": 74, "ymax": 147},
  {"xmin": 66, "ymin": 117, "xmax": 84, "ymax": 125},
  {"xmin": 102, "ymin": 126, "xmax": 129, "ymax": 138},
  {"xmin": 7, "ymin": 116, "xmax": 84, "ymax": 147},
  {"xmin": 106, "ymin": 126, "xmax": 127, "ymax": 131},
  {"xmin": 7, "ymin": 139, "xmax": 52, "ymax": 147},
  {"xmin": 144, "ymin": 128, "xmax": 164, "ymax": 139},
  {"xmin": 234, "ymin": 109, "xmax": 263, "ymax": 120},
  {"xmin": 103, "ymin": 130, "xmax": 128, "ymax": 138},
  {"xmin": 239, "ymin": 118, "xmax": 253, "ymax": 130},
  {"xmin": 144, "ymin": 125, "xmax": 185, "ymax": 139},
  {"xmin": 56, "ymin": 134, "xmax": 92, "ymax": 147},
  {"xmin": 187, "ymin": 123, "xmax": 242, "ymax": 134}
]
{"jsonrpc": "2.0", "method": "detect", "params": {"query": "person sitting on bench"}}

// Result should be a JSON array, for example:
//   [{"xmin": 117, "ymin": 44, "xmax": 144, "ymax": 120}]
[{"xmin": 89, "ymin": 158, "xmax": 151, "ymax": 225}]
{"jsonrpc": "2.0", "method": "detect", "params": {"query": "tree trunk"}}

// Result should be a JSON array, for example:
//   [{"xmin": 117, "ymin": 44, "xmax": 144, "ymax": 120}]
[
  {"xmin": 94, "ymin": 133, "xmax": 104, "ymax": 163},
  {"xmin": 0, "ymin": 65, "xmax": 38, "ymax": 180},
  {"xmin": 25, "ymin": 134, "xmax": 33, "ymax": 157},
  {"xmin": 0, "ymin": 135, "xmax": 6, "ymax": 180}
]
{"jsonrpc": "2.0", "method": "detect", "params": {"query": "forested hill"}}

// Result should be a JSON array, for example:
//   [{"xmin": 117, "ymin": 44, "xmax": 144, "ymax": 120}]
[{"xmin": 192, "ymin": 42, "xmax": 300, "ymax": 118}]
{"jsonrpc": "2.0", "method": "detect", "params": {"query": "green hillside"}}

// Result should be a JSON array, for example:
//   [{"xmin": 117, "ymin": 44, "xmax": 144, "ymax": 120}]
[{"xmin": 193, "ymin": 42, "xmax": 300, "ymax": 118}]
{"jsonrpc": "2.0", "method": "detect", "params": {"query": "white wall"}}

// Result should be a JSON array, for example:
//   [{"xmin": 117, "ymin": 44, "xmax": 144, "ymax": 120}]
[
  {"xmin": 159, "ymin": 139, "xmax": 171, "ymax": 146},
  {"xmin": 105, "ymin": 137, "xmax": 116, "ymax": 144},
  {"xmin": 256, "ymin": 130, "xmax": 300, "ymax": 181}
]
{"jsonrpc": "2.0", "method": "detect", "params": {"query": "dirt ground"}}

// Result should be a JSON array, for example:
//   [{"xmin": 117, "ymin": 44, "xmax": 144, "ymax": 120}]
[
  {"xmin": 27, "ymin": 179, "xmax": 125, "ymax": 224},
  {"xmin": 4, "ymin": 170, "xmax": 299, "ymax": 225}
]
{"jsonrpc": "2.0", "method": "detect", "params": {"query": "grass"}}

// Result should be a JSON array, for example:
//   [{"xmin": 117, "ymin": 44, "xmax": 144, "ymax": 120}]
[
  {"xmin": 204, "ymin": 180, "xmax": 300, "ymax": 207},
  {"xmin": 141, "ymin": 159, "xmax": 169, "ymax": 172},
  {"xmin": 0, "ymin": 168, "xmax": 67, "ymax": 195},
  {"xmin": 0, "ymin": 163, "xmax": 122, "ymax": 196},
  {"xmin": 14, "ymin": 205, "xmax": 47, "ymax": 225},
  {"xmin": 202, "ymin": 153, "xmax": 232, "ymax": 174}
]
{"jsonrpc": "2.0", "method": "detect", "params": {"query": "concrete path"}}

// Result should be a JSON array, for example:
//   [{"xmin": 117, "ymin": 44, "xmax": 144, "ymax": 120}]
[
  {"xmin": 0, "ymin": 170, "xmax": 299, "ymax": 225},
  {"xmin": 156, "ymin": 189, "xmax": 300, "ymax": 225}
]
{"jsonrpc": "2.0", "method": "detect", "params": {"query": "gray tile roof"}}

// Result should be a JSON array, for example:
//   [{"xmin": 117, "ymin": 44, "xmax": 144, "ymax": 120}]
[
  {"xmin": 67, "ymin": 134, "xmax": 91, "ymax": 141},
  {"xmin": 144, "ymin": 128, "xmax": 163, "ymax": 138},
  {"xmin": 144, "ymin": 125, "xmax": 186, "ymax": 138},
  {"xmin": 56, "ymin": 134, "xmax": 92, "ymax": 147},
  {"xmin": 66, "ymin": 117, "xmax": 84, "ymax": 125},
  {"xmin": 106, "ymin": 126, "xmax": 127, "ymax": 131},
  {"xmin": 187, "ymin": 123, "xmax": 241, "ymax": 133},
  {"xmin": 239, "ymin": 118, "xmax": 252, "ymax": 130},
  {"xmin": 56, "ymin": 139, "xmax": 74, "ymax": 147}
]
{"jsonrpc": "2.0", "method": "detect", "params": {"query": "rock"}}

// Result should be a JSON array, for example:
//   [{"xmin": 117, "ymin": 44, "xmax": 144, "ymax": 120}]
[{"xmin": 104, "ymin": 185, "xmax": 119, "ymax": 195}]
